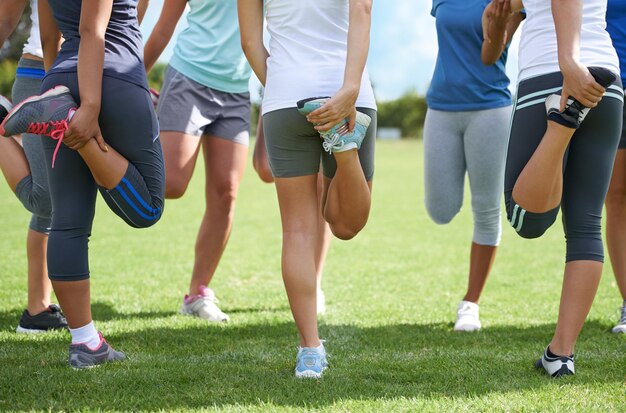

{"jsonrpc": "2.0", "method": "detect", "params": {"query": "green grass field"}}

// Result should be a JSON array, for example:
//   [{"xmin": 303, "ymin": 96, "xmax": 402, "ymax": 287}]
[{"xmin": 0, "ymin": 139, "xmax": 624, "ymax": 412}]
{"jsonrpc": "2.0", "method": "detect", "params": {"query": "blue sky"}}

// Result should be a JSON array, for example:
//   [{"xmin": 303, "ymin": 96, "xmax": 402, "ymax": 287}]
[{"xmin": 140, "ymin": 1, "xmax": 520, "ymax": 101}]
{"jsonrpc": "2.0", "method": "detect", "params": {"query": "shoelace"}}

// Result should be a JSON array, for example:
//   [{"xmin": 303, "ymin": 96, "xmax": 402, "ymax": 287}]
[
  {"xmin": 26, "ymin": 119, "xmax": 69, "ymax": 168},
  {"xmin": 619, "ymin": 305, "xmax": 626, "ymax": 325},
  {"xmin": 321, "ymin": 123, "xmax": 349, "ymax": 154}
]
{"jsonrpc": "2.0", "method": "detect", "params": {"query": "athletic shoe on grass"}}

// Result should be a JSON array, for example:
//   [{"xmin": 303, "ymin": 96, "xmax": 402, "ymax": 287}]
[
  {"xmin": 545, "ymin": 66, "xmax": 616, "ymax": 129},
  {"xmin": 297, "ymin": 97, "xmax": 371, "ymax": 154},
  {"xmin": 295, "ymin": 343, "xmax": 328, "ymax": 379},
  {"xmin": 180, "ymin": 285, "xmax": 229, "ymax": 322},
  {"xmin": 454, "ymin": 300, "xmax": 481, "ymax": 332},
  {"xmin": 535, "ymin": 347, "xmax": 575, "ymax": 378},
  {"xmin": 611, "ymin": 303, "xmax": 626, "ymax": 334},
  {"xmin": 0, "ymin": 95, "xmax": 12, "ymax": 125},
  {"xmin": 16, "ymin": 304, "xmax": 68, "ymax": 334},
  {"xmin": 0, "ymin": 85, "xmax": 77, "ymax": 167},
  {"xmin": 69, "ymin": 332, "xmax": 126, "ymax": 369}
]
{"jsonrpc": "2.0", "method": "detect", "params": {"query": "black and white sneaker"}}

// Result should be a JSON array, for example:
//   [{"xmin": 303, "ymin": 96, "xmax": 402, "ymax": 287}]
[
  {"xmin": 545, "ymin": 66, "xmax": 617, "ymax": 129},
  {"xmin": 0, "ymin": 95, "xmax": 12, "ymax": 125},
  {"xmin": 16, "ymin": 304, "xmax": 68, "ymax": 334},
  {"xmin": 611, "ymin": 302, "xmax": 626, "ymax": 334},
  {"xmin": 68, "ymin": 332, "xmax": 126, "ymax": 369},
  {"xmin": 535, "ymin": 347, "xmax": 575, "ymax": 378}
]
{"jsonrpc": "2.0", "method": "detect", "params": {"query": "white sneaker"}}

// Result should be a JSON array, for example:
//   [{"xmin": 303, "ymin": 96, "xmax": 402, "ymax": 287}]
[
  {"xmin": 454, "ymin": 300, "xmax": 481, "ymax": 332},
  {"xmin": 611, "ymin": 303, "xmax": 626, "ymax": 334},
  {"xmin": 317, "ymin": 289, "xmax": 326, "ymax": 315},
  {"xmin": 180, "ymin": 285, "xmax": 229, "ymax": 322}
]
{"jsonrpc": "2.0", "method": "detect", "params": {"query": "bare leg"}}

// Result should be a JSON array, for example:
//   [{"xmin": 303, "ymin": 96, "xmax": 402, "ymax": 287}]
[
  {"xmin": 0, "ymin": 138, "xmax": 53, "ymax": 315},
  {"xmin": 26, "ymin": 230, "xmax": 51, "ymax": 314},
  {"xmin": 275, "ymin": 175, "xmax": 321, "ymax": 347},
  {"xmin": 188, "ymin": 137, "xmax": 248, "ymax": 295},
  {"xmin": 512, "ymin": 121, "xmax": 575, "ymax": 212},
  {"xmin": 76, "ymin": 139, "xmax": 128, "ymax": 189},
  {"xmin": 605, "ymin": 150, "xmax": 626, "ymax": 300},
  {"xmin": 315, "ymin": 172, "xmax": 331, "ymax": 290},
  {"xmin": 463, "ymin": 243, "xmax": 497, "ymax": 303},
  {"xmin": 161, "ymin": 131, "xmax": 202, "ymax": 199},
  {"xmin": 0, "ymin": 137, "xmax": 30, "ymax": 191},
  {"xmin": 322, "ymin": 149, "xmax": 372, "ymax": 240},
  {"xmin": 50, "ymin": 279, "xmax": 91, "ymax": 329},
  {"xmin": 253, "ymin": 116, "xmax": 274, "ymax": 183},
  {"xmin": 549, "ymin": 260, "xmax": 602, "ymax": 355}
]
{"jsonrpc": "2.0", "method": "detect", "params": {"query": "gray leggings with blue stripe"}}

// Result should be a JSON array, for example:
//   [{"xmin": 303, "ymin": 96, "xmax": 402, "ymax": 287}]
[
  {"xmin": 505, "ymin": 71, "xmax": 624, "ymax": 262},
  {"xmin": 41, "ymin": 73, "xmax": 165, "ymax": 281}
]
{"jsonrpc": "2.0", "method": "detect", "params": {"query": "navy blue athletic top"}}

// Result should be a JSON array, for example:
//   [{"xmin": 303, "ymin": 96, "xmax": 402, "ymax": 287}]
[
  {"xmin": 607, "ymin": 0, "xmax": 626, "ymax": 85},
  {"xmin": 427, "ymin": 0, "xmax": 512, "ymax": 111},
  {"xmin": 46, "ymin": 0, "xmax": 148, "ymax": 90}
]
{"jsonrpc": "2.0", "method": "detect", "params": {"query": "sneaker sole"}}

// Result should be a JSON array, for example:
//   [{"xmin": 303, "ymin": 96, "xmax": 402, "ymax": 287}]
[
  {"xmin": 16, "ymin": 325, "xmax": 50, "ymax": 334},
  {"xmin": 0, "ymin": 86, "xmax": 71, "ymax": 136},
  {"xmin": 454, "ymin": 324, "xmax": 481, "ymax": 332},
  {"xmin": 179, "ymin": 307, "xmax": 229, "ymax": 322},
  {"xmin": 611, "ymin": 324, "xmax": 626, "ymax": 334},
  {"xmin": 295, "ymin": 369, "xmax": 324, "ymax": 379}
]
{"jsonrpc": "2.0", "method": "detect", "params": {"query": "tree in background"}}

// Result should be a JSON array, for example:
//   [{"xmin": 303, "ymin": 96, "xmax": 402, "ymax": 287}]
[
  {"xmin": 376, "ymin": 91, "xmax": 427, "ymax": 138},
  {"xmin": 0, "ymin": 3, "xmax": 31, "ymax": 97}
]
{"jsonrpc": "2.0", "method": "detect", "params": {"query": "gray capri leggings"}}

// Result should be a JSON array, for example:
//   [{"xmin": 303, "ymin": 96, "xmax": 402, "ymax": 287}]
[
  {"xmin": 41, "ymin": 72, "xmax": 165, "ymax": 281},
  {"xmin": 423, "ymin": 106, "xmax": 511, "ymax": 246},
  {"xmin": 11, "ymin": 58, "xmax": 52, "ymax": 234},
  {"xmin": 505, "ymin": 71, "xmax": 624, "ymax": 262},
  {"xmin": 262, "ymin": 107, "xmax": 376, "ymax": 180}
]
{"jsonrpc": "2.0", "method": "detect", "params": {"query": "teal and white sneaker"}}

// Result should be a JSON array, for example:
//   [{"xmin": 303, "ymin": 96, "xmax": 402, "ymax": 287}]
[
  {"xmin": 611, "ymin": 302, "xmax": 626, "ymax": 334},
  {"xmin": 295, "ymin": 343, "xmax": 328, "ymax": 379},
  {"xmin": 297, "ymin": 97, "xmax": 372, "ymax": 154}
]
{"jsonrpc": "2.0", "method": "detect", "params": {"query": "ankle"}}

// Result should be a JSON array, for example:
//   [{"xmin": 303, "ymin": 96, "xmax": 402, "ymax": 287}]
[
  {"xmin": 300, "ymin": 338, "xmax": 321, "ymax": 348},
  {"xmin": 27, "ymin": 301, "xmax": 50, "ymax": 316},
  {"xmin": 548, "ymin": 341, "xmax": 574, "ymax": 357}
]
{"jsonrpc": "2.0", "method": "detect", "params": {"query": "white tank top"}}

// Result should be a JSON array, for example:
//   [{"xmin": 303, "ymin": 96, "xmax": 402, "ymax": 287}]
[
  {"xmin": 262, "ymin": 0, "xmax": 377, "ymax": 115},
  {"xmin": 22, "ymin": 0, "xmax": 43, "ymax": 58},
  {"xmin": 518, "ymin": 0, "xmax": 619, "ymax": 81}
]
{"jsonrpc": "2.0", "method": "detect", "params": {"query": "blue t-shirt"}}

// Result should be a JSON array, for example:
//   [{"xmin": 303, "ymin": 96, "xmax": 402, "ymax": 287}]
[
  {"xmin": 607, "ymin": 0, "xmax": 626, "ymax": 85},
  {"xmin": 46, "ymin": 0, "xmax": 148, "ymax": 90},
  {"xmin": 427, "ymin": 0, "xmax": 512, "ymax": 111},
  {"xmin": 169, "ymin": 0, "xmax": 251, "ymax": 94}
]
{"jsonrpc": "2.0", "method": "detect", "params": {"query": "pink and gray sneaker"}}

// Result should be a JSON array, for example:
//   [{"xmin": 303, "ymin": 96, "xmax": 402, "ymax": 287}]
[
  {"xmin": 180, "ymin": 285, "xmax": 229, "ymax": 322},
  {"xmin": 0, "ymin": 85, "xmax": 77, "ymax": 167},
  {"xmin": 68, "ymin": 332, "xmax": 126, "ymax": 369}
]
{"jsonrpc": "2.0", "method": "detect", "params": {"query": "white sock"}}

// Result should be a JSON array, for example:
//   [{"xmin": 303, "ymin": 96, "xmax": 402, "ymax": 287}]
[{"xmin": 69, "ymin": 321, "xmax": 100, "ymax": 349}]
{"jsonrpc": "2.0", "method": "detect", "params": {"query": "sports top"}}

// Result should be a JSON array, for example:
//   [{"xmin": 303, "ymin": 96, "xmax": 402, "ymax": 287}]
[
  {"xmin": 22, "ymin": 0, "xmax": 43, "ymax": 58},
  {"xmin": 427, "ymin": 0, "xmax": 512, "ymax": 111},
  {"xmin": 606, "ymin": 0, "xmax": 626, "ymax": 85},
  {"xmin": 519, "ymin": 0, "xmax": 619, "ymax": 81},
  {"xmin": 169, "ymin": 0, "xmax": 251, "ymax": 94},
  {"xmin": 46, "ymin": 0, "xmax": 148, "ymax": 90},
  {"xmin": 262, "ymin": 0, "xmax": 377, "ymax": 115}
]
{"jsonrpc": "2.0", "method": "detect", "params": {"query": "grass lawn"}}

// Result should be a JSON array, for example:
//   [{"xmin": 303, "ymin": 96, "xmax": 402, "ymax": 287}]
[{"xmin": 0, "ymin": 138, "xmax": 624, "ymax": 412}]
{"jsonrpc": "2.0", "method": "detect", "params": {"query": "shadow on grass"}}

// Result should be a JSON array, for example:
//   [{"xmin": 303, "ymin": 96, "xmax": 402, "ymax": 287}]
[{"xmin": 0, "ymin": 318, "xmax": 624, "ymax": 410}]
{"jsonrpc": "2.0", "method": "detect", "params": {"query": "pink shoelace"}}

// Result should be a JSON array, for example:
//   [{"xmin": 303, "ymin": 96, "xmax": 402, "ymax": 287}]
[{"xmin": 26, "ymin": 118, "xmax": 70, "ymax": 168}]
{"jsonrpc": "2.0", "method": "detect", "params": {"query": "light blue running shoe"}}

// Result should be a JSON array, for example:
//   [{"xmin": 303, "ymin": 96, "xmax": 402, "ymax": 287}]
[
  {"xmin": 297, "ymin": 97, "xmax": 372, "ymax": 154},
  {"xmin": 295, "ymin": 343, "xmax": 328, "ymax": 379}
]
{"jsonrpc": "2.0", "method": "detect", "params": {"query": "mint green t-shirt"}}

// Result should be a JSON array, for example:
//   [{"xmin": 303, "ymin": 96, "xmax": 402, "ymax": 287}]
[{"xmin": 170, "ymin": 0, "xmax": 251, "ymax": 94}]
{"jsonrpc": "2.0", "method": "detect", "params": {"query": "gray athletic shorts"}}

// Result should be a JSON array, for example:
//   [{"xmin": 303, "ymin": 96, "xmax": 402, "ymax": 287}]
[
  {"xmin": 157, "ymin": 65, "xmax": 251, "ymax": 145},
  {"xmin": 263, "ymin": 108, "xmax": 376, "ymax": 180}
]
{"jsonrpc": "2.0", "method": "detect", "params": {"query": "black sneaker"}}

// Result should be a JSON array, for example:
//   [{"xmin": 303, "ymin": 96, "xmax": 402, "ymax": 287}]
[
  {"xmin": 16, "ymin": 304, "xmax": 68, "ymax": 334},
  {"xmin": 535, "ymin": 347, "xmax": 575, "ymax": 377},
  {"xmin": 545, "ymin": 66, "xmax": 617, "ymax": 129},
  {"xmin": 0, "ymin": 95, "xmax": 12, "ymax": 125},
  {"xmin": 68, "ymin": 332, "xmax": 126, "ymax": 369}
]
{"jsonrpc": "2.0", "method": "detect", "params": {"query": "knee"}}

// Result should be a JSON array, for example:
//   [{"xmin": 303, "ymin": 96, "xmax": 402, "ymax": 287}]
[
  {"xmin": 472, "ymin": 207, "xmax": 502, "ymax": 245},
  {"xmin": 211, "ymin": 184, "xmax": 239, "ymax": 217},
  {"xmin": 426, "ymin": 203, "xmax": 459, "ymax": 225},
  {"xmin": 131, "ymin": 210, "xmax": 163, "ymax": 229},
  {"xmin": 508, "ymin": 203, "xmax": 558, "ymax": 239},
  {"xmin": 329, "ymin": 222, "xmax": 364, "ymax": 240},
  {"xmin": 165, "ymin": 174, "xmax": 190, "ymax": 199},
  {"xmin": 15, "ymin": 176, "xmax": 52, "ymax": 218},
  {"xmin": 253, "ymin": 158, "xmax": 274, "ymax": 184}
]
